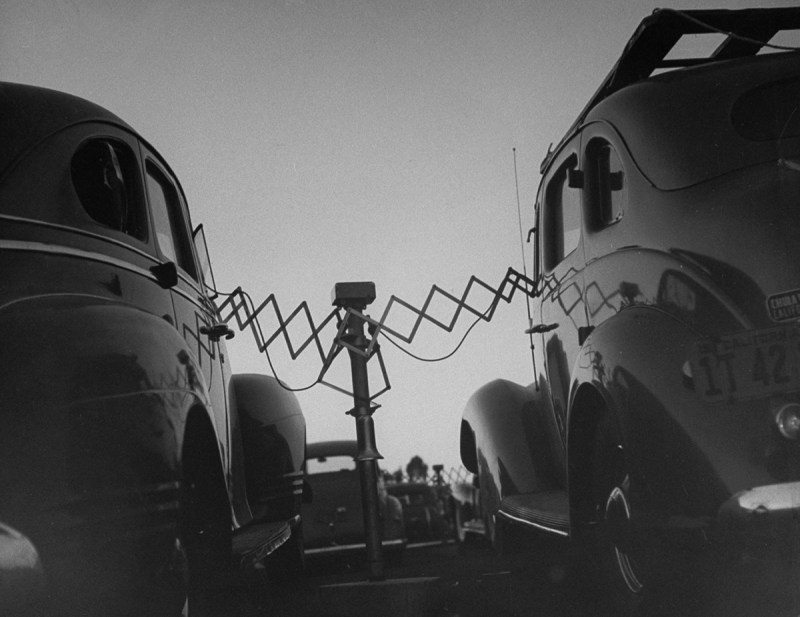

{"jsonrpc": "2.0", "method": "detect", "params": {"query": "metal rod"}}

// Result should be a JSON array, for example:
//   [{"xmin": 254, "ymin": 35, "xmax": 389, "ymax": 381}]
[
  {"xmin": 332, "ymin": 282, "xmax": 384, "ymax": 581},
  {"xmin": 345, "ymin": 310, "xmax": 385, "ymax": 581}
]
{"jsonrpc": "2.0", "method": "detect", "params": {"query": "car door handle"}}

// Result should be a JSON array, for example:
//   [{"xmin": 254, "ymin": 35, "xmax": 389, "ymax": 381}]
[
  {"xmin": 526, "ymin": 323, "xmax": 558, "ymax": 334},
  {"xmin": 150, "ymin": 261, "xmax": 178, "ymax": 289},
  {"xmin": 200, "ymin": 323, "xmax": 234, "ymax": 341}
]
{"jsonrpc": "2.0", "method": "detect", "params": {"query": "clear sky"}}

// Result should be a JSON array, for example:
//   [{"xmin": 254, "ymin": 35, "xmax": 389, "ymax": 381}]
[{"xmin": 2, "ymin": 0, "xmax": 793, "ymax": 473}]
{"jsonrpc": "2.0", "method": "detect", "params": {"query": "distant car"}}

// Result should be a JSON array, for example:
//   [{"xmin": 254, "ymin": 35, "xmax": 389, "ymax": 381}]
[
  {"xmin": 387, "ymin": 483, "xmax": 450, "ymax": 544},
  {"xmin": 448, "ymin": 475, "xmax": 485, "ymax": 543},
  {"xmin": 303, "ymin": 441, "xmax": 405, "ymax": 560},
  {"xmin": 459, "ymin": 7, "xmax": 800, "ymax": 615},
  {"xmin": 0, "ymin": 81, "xmax": 306, "ymax": 616}
]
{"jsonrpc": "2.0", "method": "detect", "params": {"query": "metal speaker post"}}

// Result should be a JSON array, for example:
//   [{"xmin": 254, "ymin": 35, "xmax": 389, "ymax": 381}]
[{"xmin": 332, "ymin": 282, "xmax": 385, "ymax": 581}]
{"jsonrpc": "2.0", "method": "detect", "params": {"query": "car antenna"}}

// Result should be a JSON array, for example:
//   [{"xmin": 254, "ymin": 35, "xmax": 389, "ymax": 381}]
[{"xmin": 513, "ymin": 147, "xmax": 539, "ymax": 389}]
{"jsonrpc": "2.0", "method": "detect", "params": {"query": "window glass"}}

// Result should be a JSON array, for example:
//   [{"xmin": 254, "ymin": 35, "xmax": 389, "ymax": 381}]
[
  {"xmin": 71, "ymin": 139, "xmax": 146, "ymax": 240},
  {"xmin": 586, "ymin": 140, "xmax": 625, "ymax": 226},
  {"xmin": 543, "ymin": 158, "xmax": 581, "ymax": 270},
  {"xmin": 193, "ymin": 224, "xmax": 218, "ymax": 296},
  {"xmin": 145, "ymin": 162, "xmax": 197, "ymax": 278},
  {"xmin": 306, "ymin": 455, "xmax": 355, "ymax": 475}
]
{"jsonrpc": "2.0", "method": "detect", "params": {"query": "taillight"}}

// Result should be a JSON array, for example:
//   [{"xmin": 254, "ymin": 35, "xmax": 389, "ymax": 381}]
[{"xmin": 775, "ymin": 402, "xmax": 800, "ymax": 440}]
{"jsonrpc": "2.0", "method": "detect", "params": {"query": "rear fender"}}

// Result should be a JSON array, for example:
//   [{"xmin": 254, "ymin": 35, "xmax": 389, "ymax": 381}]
[
  {"xmin": 0, "ymin": 295, "xmax": 220, "ymax": 599},
  {"xmin": 567, "ymin": 307, "xmax": 730, "ymax": 525},
  {"xmin": 0, "ymin": 296, "xmax": 211, "ymax": 499}
]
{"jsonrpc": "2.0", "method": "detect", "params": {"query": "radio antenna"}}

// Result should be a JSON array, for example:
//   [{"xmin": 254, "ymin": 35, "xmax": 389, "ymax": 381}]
[
  {"xmin": 514, "ymin": 148, "xmax": 528, "ymax": 279},
  {"xmin": 513, "ymin": 148, "xmax": 539, "ymax": 387}
]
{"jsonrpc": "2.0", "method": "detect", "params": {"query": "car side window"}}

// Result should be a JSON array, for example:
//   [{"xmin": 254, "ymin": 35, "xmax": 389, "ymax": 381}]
[
  {"xmin": 71, "ymin": 138, "xmax": 147, "ymax": 240},
  {"xmin": 543, "ymin": 156, "xmax": 581, "ymax": 271},
  {"xmin": 585, "ymin": 138, "xmax": 625, "ymax": 227},
  {"xmin": 145, "ymin": 161, "xmax": 198, "ymax": 279}
]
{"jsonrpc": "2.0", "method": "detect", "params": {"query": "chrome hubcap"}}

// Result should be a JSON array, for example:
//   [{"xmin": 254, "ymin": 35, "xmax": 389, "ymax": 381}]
[{"xmin": 605, "ymin": 485, "xmax": 644, "ymax": 595}]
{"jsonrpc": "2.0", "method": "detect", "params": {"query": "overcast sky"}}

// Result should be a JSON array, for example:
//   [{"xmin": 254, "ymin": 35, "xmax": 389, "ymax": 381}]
[{"xmin": 2, "ymin": 0, "xmax": 793, "ymax": 473}]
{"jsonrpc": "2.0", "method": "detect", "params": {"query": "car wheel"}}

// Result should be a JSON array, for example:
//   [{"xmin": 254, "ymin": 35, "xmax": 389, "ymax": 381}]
[
  {"xmin": 589, "ymin": 417, "xmax": 667, "ymax": 616},
  {"xmin": 180, "ymin": 430, "xmax": 232, "ymax": 616},
  {"xmin": 182, "ymin": 480, "xmax": 232, "ymax": 616},
  {"xmin": 491, "ymin": 514, "xmax": 525, "ymax": 556},
  {"xmin": 265, "ymin": 521, "xmax": 305, "ymax": 578}
]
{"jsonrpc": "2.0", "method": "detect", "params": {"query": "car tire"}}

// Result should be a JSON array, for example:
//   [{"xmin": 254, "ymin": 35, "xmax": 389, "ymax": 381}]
[
  {"xmin": 180, "ymin": 428, "xmax": 232, "ymax": 616},
  {"xmin": 491, "ymin": 515, "xmax": 527, "ymax": 556},
  {"xmin": 587, "ymin": 416, "xmax": 672, "ymax": 617},
  {"xmin": 265, "ymin": 521, "xmax": 305, "ymax": 578}
]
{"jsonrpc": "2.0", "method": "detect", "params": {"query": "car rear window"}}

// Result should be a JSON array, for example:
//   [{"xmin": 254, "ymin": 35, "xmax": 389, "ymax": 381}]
[
  {"xmin": 732, "ymin": 77, "xmax": 800, "ymax": 141},
  {"xmin": 306, "ymin": 455, "xmax": 355, "ymax": 475},
  {"xmin": 71, "ymin": 138, "xmax": 147, "ymax": 240}
]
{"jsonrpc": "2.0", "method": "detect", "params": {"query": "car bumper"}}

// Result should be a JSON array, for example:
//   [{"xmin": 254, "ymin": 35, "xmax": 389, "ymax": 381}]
[{"xmin": 717, "ymin": 481, "xmax": 800, "ymax": 562}]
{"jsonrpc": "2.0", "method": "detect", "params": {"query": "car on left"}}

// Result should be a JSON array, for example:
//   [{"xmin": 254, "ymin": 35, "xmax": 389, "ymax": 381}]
[{"xmin": 0, "ymin": 81, "xmax": 307, "ymax": 616}]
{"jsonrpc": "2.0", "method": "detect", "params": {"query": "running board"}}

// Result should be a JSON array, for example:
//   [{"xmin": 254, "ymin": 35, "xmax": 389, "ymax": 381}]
[
  {"xmin": 499, "ymin": 490, "xmax": 570, "ymax": 537},
  {"xmin": 232, "ymin": 518, "xmax": 293, "ymax": 568}
]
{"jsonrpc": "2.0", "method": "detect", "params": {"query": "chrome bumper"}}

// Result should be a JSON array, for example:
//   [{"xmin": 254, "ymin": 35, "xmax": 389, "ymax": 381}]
[{"xmin": 718, "ymin": 481, "xmax": 800, "ymax": 561}]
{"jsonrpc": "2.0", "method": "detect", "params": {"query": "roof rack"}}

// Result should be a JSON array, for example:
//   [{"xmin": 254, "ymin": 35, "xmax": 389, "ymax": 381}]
[{"xmin": 542, "ymin": 7, "xmax": 800, "ymax": 172}]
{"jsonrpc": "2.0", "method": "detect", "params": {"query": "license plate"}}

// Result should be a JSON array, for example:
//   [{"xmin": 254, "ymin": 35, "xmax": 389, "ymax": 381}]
[{"xmin": 689, "ymin": 325, "xmax": 800, "ymax": 402}]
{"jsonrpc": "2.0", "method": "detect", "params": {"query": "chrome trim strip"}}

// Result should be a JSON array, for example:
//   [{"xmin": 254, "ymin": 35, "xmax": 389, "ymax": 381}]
[
  {"xmin": 0, "ymin": 238, "xmax": 157, "ymax": 278},
  {"xmin": 497, "ymin": 509, "xmax": 569, "ymax": 537},
  {"xmin": 1, "ymin": 216, "xmax": 204, "ymax": 297},
  {"xmin": 0, "ymin": 238, "xmax": 211, "ymax": 312},
  {"xmin": 0, "ymin": 214, "xmax": 155, "ymax": 259},
  {"xmin": 304, "ymin": 538, "xmax": 406, "ymax": 555},
  {"xmin": 406, "ymin": 540, "xmax": 451, "ymax": 549}
]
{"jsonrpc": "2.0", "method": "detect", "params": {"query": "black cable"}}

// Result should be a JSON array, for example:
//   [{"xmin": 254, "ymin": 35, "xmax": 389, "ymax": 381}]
[{"xmin": 379, "ymin": 311, "xmax": 486, "ymax": 363}]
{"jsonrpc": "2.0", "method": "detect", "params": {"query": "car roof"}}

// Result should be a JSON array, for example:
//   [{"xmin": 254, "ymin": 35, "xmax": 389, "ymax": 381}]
[
  {"xmin": 306, "ymin": 440, "xmax": 358, "ymax": 460},
  {"xmin": 577, "ymin": 7, "xmax": 800, "ymax": 127},
  {"xmin": 0, "ymin": 81, "xmax": 133, "ymax": 177},
  {"xmin": 587, "ymin": 50, "xmax": 800, "ymax": 189},
  {"xmin": 542, "ymin": 7, "xmax": 800, "ymax": 184}
]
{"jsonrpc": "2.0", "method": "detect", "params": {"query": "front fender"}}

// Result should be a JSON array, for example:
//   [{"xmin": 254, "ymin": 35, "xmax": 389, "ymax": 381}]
[
  {"xmin": 461, "ymin": 379, "xmax": 561, "ymax": 520},
  {"xmin": 229, "ymin": 374, "xmax": 306, "ymax": 523}
]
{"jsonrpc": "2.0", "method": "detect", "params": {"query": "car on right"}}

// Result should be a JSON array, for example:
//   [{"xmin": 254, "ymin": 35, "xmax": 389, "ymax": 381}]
[{"xmin": 460, "ymin": 7, "xmax": 800, "ymax": 615}]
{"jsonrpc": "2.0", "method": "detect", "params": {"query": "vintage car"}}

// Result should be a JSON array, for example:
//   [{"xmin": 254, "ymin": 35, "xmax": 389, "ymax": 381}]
[
  {"xmin": 386, "ymin": 482, "xmax": 450, "ymax": 544},
  {"xmin": 303, "ymin": 441, "xmax": 405, "ymax": 561},
  {"xmin": 448, "ymin": 474, "xmax": 485, "ymax": 543},
  {"xmin": 0, "ymin": 81, "xmax": 306, "ymax": 615},
  {"xmin": 459, "ymin": 7, "xmax": 800, "ymax": 615}
]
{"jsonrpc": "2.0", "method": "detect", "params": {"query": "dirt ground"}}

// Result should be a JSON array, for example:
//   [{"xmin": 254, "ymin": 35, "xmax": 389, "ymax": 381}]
[{"xmin": 205, "ymin": 537, "xmax": 800, "ymax": 617}]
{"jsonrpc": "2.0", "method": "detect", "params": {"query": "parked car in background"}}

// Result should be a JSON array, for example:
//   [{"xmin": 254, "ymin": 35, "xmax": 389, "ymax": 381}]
[
  {"xmin": 386, "ymin": 482, "xmax": 450, "ymax": 544},
  {"xmin": 303, "ymin": 441, "xmax": 405, "ymax": 561},
  {"xmin": 0, "ymin": 81, "xmax": 306, "ymax": 616},
  {"xmin": 459, "ymin": 7, "xmax": 800, "ymax": 616},
  {"xmin": 448, "ymin": 475, "xmax": 484, "ymax": 543}
]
